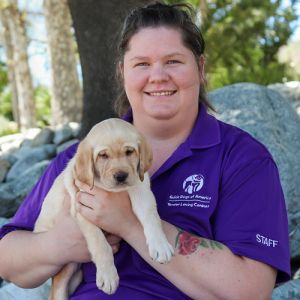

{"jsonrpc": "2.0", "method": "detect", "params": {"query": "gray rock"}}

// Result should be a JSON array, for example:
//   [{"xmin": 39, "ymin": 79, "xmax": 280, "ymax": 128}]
[
  {"xmin": 0, "ymin": 160, "xmax": 52, "ymax": 218},
  {"xmin": 0, "ymin": 281, "xmax": 10, "ymax": 288},
  {"xmin": 20, "ymin": 139, "xmax": 32, "ymax": 148},
  {"xmin": 209, "ymin": 83, "xmax": 300, "ymax": 260},
  {"xmin": 0, "ymin": 154, "xmax": 18, "ymax": 166},
  {"xmin": 23, "ymin": 128, "xmax": 41, "ymax": 140},
  {"xmin": 53, "ymin": 125, "xmax": 73, "ymax": 145},
  {"xmin": 56, "ymin": 139, "xmax": 79, "ymax": 155},
  {"xmin": 0, "ymin": 217, "xmax": 13, "ymax": 227},
  {"xmin": 69, "ymin": 122, "xmax": 81, "ymax": 138},
  {"xmin": 271, "ymin": 279, "xmax": 300, "ymax": 299},
  {"xmin": 0, "ymin": 139, "xmax": 23, "ymax": 154},
  {"xmin": 0, "ymin": 133, "xmax": 24, "ymax": 147},
  {"xmin": 0, "ymin": 279, "xmax": 50, "ymax": 300},
  {"xmin": 268, "ymin": 81, "xmax": 300, "ymax": 102},
  {"xmin": 12, "ymin": 140, "xmax": 32, "ymax": 160},
  {"xmin": 31, "ymin": 128, "xmax": 54, "ymax": 147},
  {"xmin": 6, "ymin": 145, "xmax": 56, "ymax": 182},
  {"xmin": 0, "ymin": 159, "xmax": 11, "ymax": 182}
]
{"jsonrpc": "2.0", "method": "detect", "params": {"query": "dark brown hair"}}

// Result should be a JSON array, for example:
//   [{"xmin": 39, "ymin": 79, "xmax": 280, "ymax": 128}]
[{"xmin": 114, "ymin": 1, "xmax": 215, "ymax": 117}]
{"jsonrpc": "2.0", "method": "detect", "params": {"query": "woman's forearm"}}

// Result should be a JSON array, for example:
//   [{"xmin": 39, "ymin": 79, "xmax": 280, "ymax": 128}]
[
  {"xmin": 123, "ymin": 221, "xmax": 277, "ymax": 300},
  {"xmin": 0, "ymin": 230, "xmax": 64, "ymax": 288}
]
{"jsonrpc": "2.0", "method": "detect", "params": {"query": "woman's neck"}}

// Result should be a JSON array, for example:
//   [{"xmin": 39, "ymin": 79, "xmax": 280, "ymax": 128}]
[{"xmin": 133, "ymin": 116, "xmax": 197, "ymax": 177}]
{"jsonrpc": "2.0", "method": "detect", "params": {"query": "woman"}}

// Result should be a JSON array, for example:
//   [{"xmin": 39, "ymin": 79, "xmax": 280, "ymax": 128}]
[{"xmin": 0, "ymin": 2, "xmax": 290, "ymax": 299}]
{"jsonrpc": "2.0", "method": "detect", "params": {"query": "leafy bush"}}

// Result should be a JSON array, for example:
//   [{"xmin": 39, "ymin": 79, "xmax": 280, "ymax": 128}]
[
  {"xmin": 34, "ymin": 85, "xmax": 52, "ymax": 127},
  {"xmin": 0, "ymin": 115, "xmax": 19, "ymax": 137},
  {"xmin": 0, "ymin": 89, "xmax": 13, "ymax": 120},
  {"xmin": 0, "ymin": 85, "xmax": 52, "ymax": 133}
]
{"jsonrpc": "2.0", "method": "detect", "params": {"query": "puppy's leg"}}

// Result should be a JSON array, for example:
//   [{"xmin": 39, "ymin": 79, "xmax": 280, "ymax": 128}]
[
  {"xmin": 128, "ymin": 186, "xmax": 174, "ymax": 264},
  {"xmin": 76, "ymin": 213, "xmax": 119, "ymax": 294},
  {"xmin": 68, "ymin": 268, "xmax": 83, "ymax": 296},
  {"xmin": 34, "ymin": 172, "xmax": 67, "ymax": 233},
  {"xmin": 48, "ymin": 262, "xmax": 79, "ymax": 300}
]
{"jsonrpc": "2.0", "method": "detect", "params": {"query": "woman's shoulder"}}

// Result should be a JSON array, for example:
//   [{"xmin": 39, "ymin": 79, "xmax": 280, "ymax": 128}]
[{"xmin": 216, "ymin": 120, "xmax": 277, "ymax": 174}]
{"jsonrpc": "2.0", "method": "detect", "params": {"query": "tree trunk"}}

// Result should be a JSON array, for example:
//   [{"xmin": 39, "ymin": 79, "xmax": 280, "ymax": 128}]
[
  {"xmin": 43, "ymin": 0, "xmax": 82, "ymax": 128},
  {"xmin": 0, "ymin": 6, "xmax": 19, "ymax": 127},
  {"xmin": 4, "ymin": 0, "xmax": 36, "ymax": 130},
  {"xmin": 67, "ymin": 0, "xmax": 151, "ymax": 139}
]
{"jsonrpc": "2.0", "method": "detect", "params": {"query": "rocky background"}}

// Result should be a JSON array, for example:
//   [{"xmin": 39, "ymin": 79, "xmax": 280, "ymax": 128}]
[{"xmin": 0, "ymin": 82, "xmax": 299, "ymax": 299}]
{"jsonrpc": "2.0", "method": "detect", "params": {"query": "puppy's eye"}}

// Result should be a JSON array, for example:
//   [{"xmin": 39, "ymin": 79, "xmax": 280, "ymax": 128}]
[
  {"xmin": 99, "ymin": 153, "xmax": 108, "ymax": 159},
  {"xmin": 126, "ymin": 150, "xmax": 133, "ymax": 156}
]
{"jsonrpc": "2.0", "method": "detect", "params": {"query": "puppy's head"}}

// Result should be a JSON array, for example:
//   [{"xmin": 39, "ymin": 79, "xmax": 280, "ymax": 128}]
[{"xmin": 73, "ymin": 119, "xmax": 153, "ymax": 190}]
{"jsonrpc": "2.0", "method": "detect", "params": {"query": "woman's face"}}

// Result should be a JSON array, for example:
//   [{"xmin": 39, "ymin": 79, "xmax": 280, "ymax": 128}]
[{"xmin": 121, "ymin": 27, "xmax": 203, "ymax": 123}]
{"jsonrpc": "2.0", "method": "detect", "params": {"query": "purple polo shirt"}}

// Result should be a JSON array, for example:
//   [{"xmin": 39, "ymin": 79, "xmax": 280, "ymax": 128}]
[{"xmin": 0, "ymin": 102, "xmax": 291, "ymax": 299}]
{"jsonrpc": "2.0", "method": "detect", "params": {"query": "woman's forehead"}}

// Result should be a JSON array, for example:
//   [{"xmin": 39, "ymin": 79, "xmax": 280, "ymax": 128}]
[{"xmin": 125, "ymin": 27, "xmax": 188, "ymax": 57}]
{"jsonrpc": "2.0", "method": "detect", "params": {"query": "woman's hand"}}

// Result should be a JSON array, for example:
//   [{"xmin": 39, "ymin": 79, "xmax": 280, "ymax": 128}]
[
  {"xmin": 74, "ymin": 180, "xmax": 140, "ymax": 239},
  {"xmin": 49, "ymin": 193, "xmax": 122, "ymax": 266}
]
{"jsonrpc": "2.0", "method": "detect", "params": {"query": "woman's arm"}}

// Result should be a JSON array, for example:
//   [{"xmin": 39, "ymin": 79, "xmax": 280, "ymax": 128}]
[
  {"xmin": 0, "ymin": 195, "xmax": 121, "ymax": 289},
  {"xmin": 75, "ymin": 181, "xmax": 277, "ymax": 300}
]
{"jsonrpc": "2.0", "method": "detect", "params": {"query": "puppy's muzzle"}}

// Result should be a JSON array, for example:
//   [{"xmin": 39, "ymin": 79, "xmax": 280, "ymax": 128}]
[{"xmin": 114, "ymin": 171, "xmax": 128, "ymax": 184}]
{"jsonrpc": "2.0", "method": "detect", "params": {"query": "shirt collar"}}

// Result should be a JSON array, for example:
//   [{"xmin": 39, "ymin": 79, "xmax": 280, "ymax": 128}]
[
  {"xmin": 188, "ymin": 101, "xmax": 221, "ymax": 149},
  {"xmin": 122, "ymin": 101, "xmax": 221, "ymax": 149}
]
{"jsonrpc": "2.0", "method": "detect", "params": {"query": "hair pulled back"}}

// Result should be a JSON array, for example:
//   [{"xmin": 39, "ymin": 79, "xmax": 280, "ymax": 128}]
[{"xmin": 114, "ymin": 1, "xmax": 215, "ymax": 117}]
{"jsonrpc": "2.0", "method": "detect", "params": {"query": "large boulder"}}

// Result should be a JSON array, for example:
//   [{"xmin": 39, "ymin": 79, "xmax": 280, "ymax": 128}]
[
  {"xmin": 268, "ymin": 81, "xmax": 300, "ymax": 103},
  {"xmin": 56, "ymin": 139, "xmax": 79, "ymax": 155},
  {"xmin": 31, "ymin": 128, "xmax": 54, "ymax": 147},
  {"xmin": 0, "ymin": 159, "xmax": 11, "ymax": 183},
  {"xmin": 53, "ymin": 125, "xmax": 74, "ymax": 145},
  {"xmin": 0, "ymin": 217, "xmax": 12, "ymax": 227},
  {"xmin": 271, "ymin": 279, "xmax": 300, "ymax": 299},
  {"xmin": 0, "ymin": 160, "xmax": 52, "ymax": 218},
  {"xmin": 6, "ymin": 145, "xmax": 56, "ymax": 182},
  {"xmin": 208, "ymin": 83, "xmax": 300, "ymax": 261},
  {"xmin": 0, "ymin": 280, "xmax": 50, "ymax": 300}
]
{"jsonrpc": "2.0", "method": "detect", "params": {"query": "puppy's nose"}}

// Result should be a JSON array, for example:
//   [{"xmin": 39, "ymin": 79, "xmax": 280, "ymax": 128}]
[{"xmin": 114, "ymin": 171, "xmax": 128, "ymax": 183}]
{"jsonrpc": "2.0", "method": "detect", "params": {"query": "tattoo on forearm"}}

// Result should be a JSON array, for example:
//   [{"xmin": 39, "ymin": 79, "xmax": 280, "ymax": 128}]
[{"xmin": 175, "ymin": 226, "xmax": 223, "ymax": 255}]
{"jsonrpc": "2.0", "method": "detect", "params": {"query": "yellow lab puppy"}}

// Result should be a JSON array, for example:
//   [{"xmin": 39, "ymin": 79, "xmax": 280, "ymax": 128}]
[{"xmin": 34, "ymin": 119, "xmax": 174, "ymax": 300}]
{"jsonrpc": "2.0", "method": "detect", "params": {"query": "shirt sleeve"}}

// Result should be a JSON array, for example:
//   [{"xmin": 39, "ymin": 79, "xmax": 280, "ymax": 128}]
[
  {"xmin": 0, "ymin": 143, "xmax": 79, "ymax": 239},
  {"xmin": 211, "ymin": 158, "xmax": 291, "ymax": 284}
]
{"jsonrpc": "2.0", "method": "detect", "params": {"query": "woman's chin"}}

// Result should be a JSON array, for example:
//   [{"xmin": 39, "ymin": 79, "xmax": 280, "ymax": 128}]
[{"xmin": 145, "ymin": 106, "xmax": 178, "ymax": 121}]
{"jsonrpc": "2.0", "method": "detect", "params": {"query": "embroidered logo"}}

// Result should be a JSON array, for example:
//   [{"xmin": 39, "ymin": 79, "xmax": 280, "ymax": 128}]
[{"xmin": 183, "ymin": 174, "xmax": 204, "ymax": 194}]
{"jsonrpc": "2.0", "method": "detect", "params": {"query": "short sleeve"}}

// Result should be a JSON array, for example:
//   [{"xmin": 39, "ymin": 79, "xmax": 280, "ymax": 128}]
[
  {"xmin": 0, "ymin": 142, "xmax": 79, "ymax": 239},
  {"xmin": 211, "ymin": 158, "xmax": 291, "ymax": 284}
]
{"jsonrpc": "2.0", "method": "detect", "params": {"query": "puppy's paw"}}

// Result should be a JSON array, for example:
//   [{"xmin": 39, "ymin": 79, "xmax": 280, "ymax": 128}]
[
  {"xmin": 96, "ymin": 264, "xmax": 119, "ymax": 295},
  {"xmin": 147, "ymin": 236, "xmax": 175, "ymax": 264}
]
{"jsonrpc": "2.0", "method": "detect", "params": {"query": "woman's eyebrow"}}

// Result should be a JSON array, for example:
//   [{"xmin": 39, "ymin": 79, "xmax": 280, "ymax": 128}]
[{"xmin": 130, "ymin": 52, "xmax": 185, "ymax": 61}]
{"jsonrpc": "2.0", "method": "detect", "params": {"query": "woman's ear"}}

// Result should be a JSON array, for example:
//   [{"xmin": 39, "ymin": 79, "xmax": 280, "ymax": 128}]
[
  {"xmin": 119, "ymin": 61, "xmax": 124, "ymax": 79},
  {"xmin": 199, "ymin": 54, "xmax": 205, "ymax": 84},
  {"xmin": 73, "ymin": 141, "xmax": 94, "ymax": 190}
]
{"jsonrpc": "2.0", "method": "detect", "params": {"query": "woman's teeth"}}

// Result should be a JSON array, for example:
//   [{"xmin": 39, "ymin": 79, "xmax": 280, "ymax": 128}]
[{"xmin": 148, "ymin": 91, "xmax": 175, "ymax": 96}]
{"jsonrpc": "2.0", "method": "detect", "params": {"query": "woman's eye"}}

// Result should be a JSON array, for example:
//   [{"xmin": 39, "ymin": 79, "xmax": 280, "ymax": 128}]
[
  {"xmin": 136, "ymin": 62, "xmax": 148, "ymax": 67},
  {"xmin": 168, "ymin": 60, "xmax": 179, "ymax": 64}
]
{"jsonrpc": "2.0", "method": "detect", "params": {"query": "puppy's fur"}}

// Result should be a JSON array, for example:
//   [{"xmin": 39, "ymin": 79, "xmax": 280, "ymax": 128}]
[{"xmin": 34, "ymin": 119, "xmax": 174, "ymax": 300}]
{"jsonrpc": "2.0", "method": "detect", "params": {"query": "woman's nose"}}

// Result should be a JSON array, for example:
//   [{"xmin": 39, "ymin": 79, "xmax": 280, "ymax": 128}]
[{"xmin": 149, "ymin": 66, "xmax": 169, "ymax": 83}]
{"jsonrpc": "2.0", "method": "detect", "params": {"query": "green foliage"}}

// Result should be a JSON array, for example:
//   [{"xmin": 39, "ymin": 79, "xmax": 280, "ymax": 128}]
[
  {"xmin": 165, "ymin": 0, "xmax": 300, "ymax": 90},
  {"xmin": 34, "ymin": 85, "xmax": 52, "ymax": 128},
  {"xmin": 0, "ymin": 89, "xmax": 13, "ymax": 120},
  {"xmin": 0, "ymin": 115, "xmax": 19, "ymax": 137},
  {"xmin": 0, "ymin": 61, "xmax": 8, "ymax": 93},
  {"xmin": 0, "ymin": 85, "xmax": 52, "ymax": 135}
]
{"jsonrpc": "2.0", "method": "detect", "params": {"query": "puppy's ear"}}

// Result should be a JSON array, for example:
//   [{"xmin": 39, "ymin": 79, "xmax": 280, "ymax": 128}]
[
  {"xmin": 74, "ymin": 140, "xmax": 94, "ymax": 189},
  {"xmin": 138, "ymin": 133, "xmax": 153, "ymax": 181}
]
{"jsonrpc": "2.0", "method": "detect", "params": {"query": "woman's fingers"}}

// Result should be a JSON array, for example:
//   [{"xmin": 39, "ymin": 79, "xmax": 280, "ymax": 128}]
[
  {"xmin": 105, "ymin": 233, "xmax": 123, "ymax": 255},
  {"xmin": 111, "ymin": 243, "xmax": 121, "ymax": 255},
  {"xmin": 75, "ymin": 179, "xmax": 96, "ymax": 195}
]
